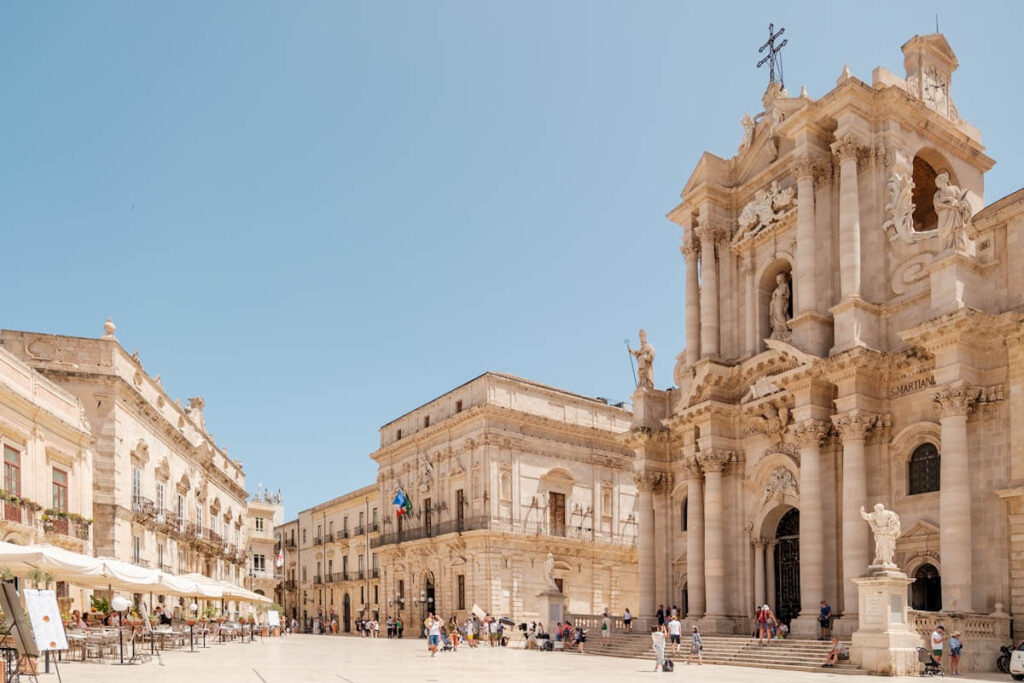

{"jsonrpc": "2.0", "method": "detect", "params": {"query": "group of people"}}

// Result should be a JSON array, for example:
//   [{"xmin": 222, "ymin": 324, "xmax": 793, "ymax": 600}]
[
  {"xmin": 650, "ymin": 619, "xmax": 703, "ymax": 672},
  {"xmin": 923, "ymin": 624, "xmax": 964, "ymax": 676},
  {"xmin": 418, "ymin": 613, "xmax": 511, "ymax": 656}
]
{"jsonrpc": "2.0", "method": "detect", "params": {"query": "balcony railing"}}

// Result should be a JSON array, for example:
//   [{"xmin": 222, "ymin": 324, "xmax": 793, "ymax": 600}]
[
  {"xmin": 284, "ymin": 538, "xmax": 297, "ymax": 549},
  {"xmin": 132, "ymin": 557, "xmax": 151, "ymax": 568},
  {"xmin": 337, "ymin": 529, "xmax": 349, "ymax": 539},
  {"xmin": 131, "ymin": 496, "xmax": 156, "ymax": 518},
  {"xmin": 370, "ymin": 568, "xmax": 379, "ymax": 579},
  {"xmin": 370, "ymin": 515, "xmax": 638, "ymax": 549},
  {"xmin": 313, "ymin": 575, "xmax": 323, "ymax": 585},
  {"xmin": 281, "ymin": 579, "xmax": 297, "ymax": 590},
  {"xmin": 354, "ymin": 525, "xmax": 365, "ymax": 536},
  {"xmin": 42, "ymin": 516, "xmax": 90, "ymax": 541},
  {"xmin": 371, "ymin": 522, "xmax": 379, "ymax": 532}
]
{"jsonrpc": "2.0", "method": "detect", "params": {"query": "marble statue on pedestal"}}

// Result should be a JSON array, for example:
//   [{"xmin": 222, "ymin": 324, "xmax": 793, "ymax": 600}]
[
  {"xmin": 860, "ymin": 503, "xmax": 901, "ymax": 567},
  {"xmin": 543, "ymin": 553, "xmax": 559, "ymax": 592},
  {"xmin": 934, "ymin": 172, "xmax": 974, "ymax": 252},
  {"xmin": 629, "ymin": 329, "xmax": 655, "ymax": 390},
  {"xmin": 769, "ymin": 273, "xmax": 792, "ymax": 341}
]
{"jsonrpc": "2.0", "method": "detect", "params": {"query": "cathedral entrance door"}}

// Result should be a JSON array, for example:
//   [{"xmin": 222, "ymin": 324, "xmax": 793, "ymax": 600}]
[
  {"xmin": 773, "ymin": 508, "xmax": 801, "ymax": 624},
  {"xmin": 343, "ymin": 593, "xmax": 351, "ymax": 632}
]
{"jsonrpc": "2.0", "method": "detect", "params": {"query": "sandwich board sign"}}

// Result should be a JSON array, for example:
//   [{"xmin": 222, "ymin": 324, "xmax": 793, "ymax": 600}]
[
  {"xmin": 22, "ymin": 589, "xmax": 68, "ymax": 652},
  {"xmin": 267, "ymin": 610, "xmax": 280, "ymax": 627}
]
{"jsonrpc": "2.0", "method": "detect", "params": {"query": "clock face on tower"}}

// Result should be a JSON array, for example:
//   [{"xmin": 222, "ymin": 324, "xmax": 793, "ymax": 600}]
[{"xmin": 923, "ymin": 65, "xmax": 949, "ymax": 114}]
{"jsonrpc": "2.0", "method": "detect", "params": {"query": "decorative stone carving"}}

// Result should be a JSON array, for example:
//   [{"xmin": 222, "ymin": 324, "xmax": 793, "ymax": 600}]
[
  {"xmin": 831, "ymin": 410, "xmax": 878, "ymax": 441},
  {"xmin": 632, "ymin": 471, "xmax": 661, "ymax": 493},
  {"xmin": 102, "ymin": 317, "xmax": 117, "ymax": 340},
  {"xmin": 830, "ymin": 134, "xmax": 863, "ymax": 162},
  {"xmin": 882, "ymin": 172, "xmax": 917, "ymax": 243},
  {"xmin": 628, "ymin": 329, "xmax": 655, "ymax": 390},
  {"xmin": 934, "ymin": 172, "xmax": 975, "ymax": 253},
  {"xmin": 790, "ymin": 420, "xmax": 830, "ymax": 449},
  {"xmin": 761, "ymin": 467, "xmax": 798, "ymax": 505},
  {"xmin": 740, "ymin": 376, "xmax": 783, "ymax": 403},
  {"xmin": 769, "ymin": 273, "xmax": 792, "ymax": 341},
  {"xmin": 697, "ymin": 449, "xmax": 730, "ymax": 474},
  {"xmin": 739, "ymin": 113, "xmax": 755, "ymax": 152},
  {"xmin": 543, "ymin": 552, "xmax": 559, "ymax": 592},
  {"xmin": 860, "ymin": 503, "xmax": 901, "ymax": 568},
  {"xmin": 890, "ymin": 252, "xmax": 936, "ymax": 295},
  {"xmin": 932, "ymin": 383, "xmax": 981, "ymax": 418},
  {"xmin": 736, "ymin": 181, "xmax": 796, "ymax": 240},
  {"xmin": 746, "ymin": 404, "xmax": 790, "ymax": 440}
]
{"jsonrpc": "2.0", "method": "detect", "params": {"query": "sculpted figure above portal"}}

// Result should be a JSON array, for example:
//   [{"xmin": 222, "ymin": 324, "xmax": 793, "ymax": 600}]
[
  {"xmin": 769, "ymin": 273, "xmax": 792, "ymax": 341},
  {"xmin": 543, "ymin": 552, "xmax": 559, "ymax": 592},
  {"xmin": 860, "ymin": 503, "xmax": 901, "ymax": 568},
  {"xmin": 736, "ymin": 181, "xmax": 795, "ymax": 241},
  {"xmin": 934, "ymin": 172, "xmax": 974, "ymax": 253},
  {"xmin": 629, "ymin": 329, "xmax": 655, "ymax": 390}
]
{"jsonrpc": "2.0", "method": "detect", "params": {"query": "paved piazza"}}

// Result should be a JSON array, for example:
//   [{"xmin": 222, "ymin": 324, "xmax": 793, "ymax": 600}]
[{"xmin": 52, "ymin": 635, "xmax": 1008, "ymax": 683}]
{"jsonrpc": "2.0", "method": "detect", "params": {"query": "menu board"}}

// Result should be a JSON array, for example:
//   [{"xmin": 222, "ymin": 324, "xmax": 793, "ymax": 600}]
[
  {"xmin": 22, "ymin": 589, "xmax": 68, "ymax": 652},
  {"xmin": 267, "ymin": 610, "xmax": 280, "ymax": 627}
]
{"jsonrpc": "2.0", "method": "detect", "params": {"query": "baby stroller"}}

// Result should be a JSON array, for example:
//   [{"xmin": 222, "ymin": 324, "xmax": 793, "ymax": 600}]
[
  {"xmin": 440, "ymin": 631, "xmax": 454, "ymax": 652},
  {"xmin": 916, "ymin": 647, "xmax": 943, "ymax": 676}
]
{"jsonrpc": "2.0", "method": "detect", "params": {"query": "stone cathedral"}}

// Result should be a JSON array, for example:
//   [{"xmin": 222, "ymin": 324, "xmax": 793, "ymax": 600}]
[{"xmin": 627, "ymin": 32, "xmax": 1024, "ymax": 658}]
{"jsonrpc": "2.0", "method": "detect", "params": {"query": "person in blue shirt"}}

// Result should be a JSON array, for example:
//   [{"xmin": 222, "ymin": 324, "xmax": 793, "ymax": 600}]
[{"xmin": 818, "ymin": 600, "xmax": 833, "ymax": 640}]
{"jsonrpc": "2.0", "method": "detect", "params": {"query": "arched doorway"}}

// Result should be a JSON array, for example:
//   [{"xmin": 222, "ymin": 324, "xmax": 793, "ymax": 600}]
[
  {"xmin": 911, "ymin": 564, "xmax": 941, "ymax": 611},
  {"xmin": 774, "ymin": 508, "xmax": 801, "ymax": 624},
  {"xmin": 343, "ymin": 593, "xmax": 351, "ymax": 632}
]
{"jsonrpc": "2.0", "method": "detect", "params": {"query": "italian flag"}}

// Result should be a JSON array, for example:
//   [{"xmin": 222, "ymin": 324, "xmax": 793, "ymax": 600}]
[{"xmin": 393, "ymin": 488, "xmax": 412, "ymax": 516}]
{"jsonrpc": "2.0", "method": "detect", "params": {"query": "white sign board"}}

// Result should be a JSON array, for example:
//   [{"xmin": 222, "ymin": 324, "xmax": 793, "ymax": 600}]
[
  {"xmin": 23, "ymin": 589, "xmax": 68, "ymax": 652},
  {"xmin": 267, "ymin": 610, "xmax": 280, "ymax": 627}
]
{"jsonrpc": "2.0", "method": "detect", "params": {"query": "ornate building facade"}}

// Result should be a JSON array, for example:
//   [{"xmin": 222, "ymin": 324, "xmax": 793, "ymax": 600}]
[
  {"xmin": 246, "ymin": 487, "xmax": 284, "ymax": 598},
  {"xmin": 0, "ymin": 321, "xmax": 252, "ymax": 588},
  {"xmin": 629, "ymin": 33, "xmax": 1024, "ymax": 650},
  {"xmin": 371, "ymin": 372, "xmax": 638, "ymax": 625}
]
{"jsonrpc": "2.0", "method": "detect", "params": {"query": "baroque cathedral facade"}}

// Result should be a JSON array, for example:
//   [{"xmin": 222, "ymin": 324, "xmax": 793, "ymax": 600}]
[{"xmin": 628, "ymin": 33, "xmax": 1024, "ymax": 647}]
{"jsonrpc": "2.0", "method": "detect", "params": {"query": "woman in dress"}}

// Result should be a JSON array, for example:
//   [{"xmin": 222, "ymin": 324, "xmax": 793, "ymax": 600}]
[
  {"xmin": 688, "ymin": 625, "xmax": 703, "ymax": 665},
  {"xmin": 651, "ymin": 624, "xmax": 667, "ymax": 672}
]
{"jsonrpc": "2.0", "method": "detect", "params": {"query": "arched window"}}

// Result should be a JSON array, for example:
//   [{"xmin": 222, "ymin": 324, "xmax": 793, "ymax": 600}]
[
  {"xmin": 680, "ymin": 499, "xmax": 688, "ymax": 532},
  {"xmin": 908, "ymin": 443, "xmax": 940, "ymax": 495},
  {"xmin": 911, "ymin": 563, "xmax": 942, "ymax": 611},
  {"xmin": 911, "ymin": 156, "xmax": 940, "ymax": 232}
]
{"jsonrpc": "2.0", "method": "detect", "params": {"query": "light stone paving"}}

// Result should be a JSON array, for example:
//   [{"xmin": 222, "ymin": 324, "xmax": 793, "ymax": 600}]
[{"xmin": 51, "ymin": 635, "xmax": 1008, "ymax": 683}]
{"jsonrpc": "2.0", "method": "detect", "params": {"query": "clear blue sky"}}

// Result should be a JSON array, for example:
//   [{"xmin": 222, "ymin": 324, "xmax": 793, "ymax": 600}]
[{"xmin": 2, "ymin": 1, "xmax": 1021, "ymax": 518}]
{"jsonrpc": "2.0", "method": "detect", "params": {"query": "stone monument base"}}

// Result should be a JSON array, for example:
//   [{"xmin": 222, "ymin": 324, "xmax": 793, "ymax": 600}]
[
  {"xmin": 850, "ymin": 570, "xmax": 921, "ymax": 676},
  {"xmin": 537, "ymin": 589, "xmax": 564, "ymax": 629}
]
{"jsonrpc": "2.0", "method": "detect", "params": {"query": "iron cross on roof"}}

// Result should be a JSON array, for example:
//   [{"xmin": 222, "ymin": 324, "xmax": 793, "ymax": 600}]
[{"xmin": 757, "ymin": 23, "xmax": 788, "ymax": 88}]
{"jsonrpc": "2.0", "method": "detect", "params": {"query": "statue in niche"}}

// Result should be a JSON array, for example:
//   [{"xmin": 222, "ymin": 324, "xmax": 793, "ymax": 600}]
[
  {"xmin": 629, "ymin": 329, "xmax": 656, "ymax": 390},
  {"xmin": 860, "ymin": 503, "xmax": 901, "ymax": 567},
  {"xmin": 934, "ymin": 172, "xmax": 974, "ymax": 253},
  {"xmin": 769, "ymin": 273, "xmax": 792, "ymax": 341}
]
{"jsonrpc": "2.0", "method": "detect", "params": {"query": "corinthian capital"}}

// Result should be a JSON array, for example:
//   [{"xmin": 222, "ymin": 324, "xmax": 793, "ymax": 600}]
[
  {"xmin": 694, "ymin": 221, "xmax": 727, "ymax": 246},
  {"xmin": 830, "ymin": 134, "xmax": 864, "ymax": 162},
  {"xmin": 696, "ymin": 449, "xmax": 730, "ymax": 474},
  {"xmin": 831, "ymin": 410, "xmax": 878, "ymax": 442},
  {"xmin": 932, "ymin": 383, "xmax": 981, "ymax": 419},
  {"xmin": 790, "ymin": 419, "xmax": 830, "ymax": 449},
  {"xmin": 679, "ymin": 232, "xmax": 699, "ymax": 258},
  {"xmin": 632, "ymin": 471, "xmax": 665, "ymax": 493}
]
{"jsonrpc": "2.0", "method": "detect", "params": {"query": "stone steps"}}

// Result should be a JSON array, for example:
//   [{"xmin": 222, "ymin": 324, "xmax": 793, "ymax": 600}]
[{"xmin": 585, "ymin": 634, "xmax": 865, "ymax": 675}]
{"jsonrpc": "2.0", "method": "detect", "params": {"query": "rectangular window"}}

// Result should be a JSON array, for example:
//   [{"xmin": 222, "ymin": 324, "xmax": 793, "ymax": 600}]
[
  {"xmin": 456, "ymin": 489, "xmax": 465, "ymax": 528},
  {"xmin": 302, "ymin": 529, "xmax": 307, "ymax": 544},
  {"xmin": 133, "ymin": 535, "xmax": 141, "ymax": 562},
  {"xmin": 178, "ymin": 550, "xmax": 184, "ymax": 573},
  {"xmin": 424, "ymin": 415, "xmax": 430, "ymax": 428},
  {"xmin": 358, "ymin": 511, "xmax": 364, "ymax": 528},
  {"xmin": 177, "ymin": 495, "xmax": 185, "ymax": 532},
  {"xmin": 358, "ymin": 556, "xmax": 364, "ymax": 577},
  {"xmin": 132, "ymin": 467, "xmax": 142, "ymax": 501},
  {"xmin": 255, "ymin": 517, "xmax": 264, "ymax": 532},
  {"xmin": 302, "ymin": 567, "xmax": 307, "ymax": 582},
  {"xmin": 342, "ymin": 556, "xmax": 348, "ymax": 575},
  {"xmin": 372, "ymin": 508, "xmax": 378, "ymax": 525},
  {"xmin": 316, "ymin": 561, "xmax": 321, "ymax": 579},
  {"xmin": 360, "ymin": 586, "xmax": 365, "ymax": 603},
  {"xmin": 374, "ymin": 585, "xmax": 379, "ymax": 604},
  {"xmin": 372, "ymin": 553, "xmax": 378, "ymax": 570},
  {"xmin": 52, "ymin": 468, "xmax": 68, "ymax": 513},
  {"xmin": 396, "ymin": 429, "xmax": 402, "ymax": 440},
  {"xmin": 455, "ymin": 400, "xmax": 463, "ymax": 413},
  {"xmin": 255, "ymin": 554, "xmax": 266, "ymax": 572},
  {"xmin": 457, "ymin": 574, "xmax": 465, "ymax": 610},
  {"xmin": 155, "ymin": 481, "xmax": 165, "ymax": 511},
  {"xmin": 343, "ymin": 516, "xmax": 348, "ymax": 533},
  {"xmin": 398, "ymin": 579, "xmax": 404, "ymax": 599},
  {"xmin": 424, "ymin": 497, "xmax": 432, "ymax": 536},
  {"xmin": 196, "ymin": 505, "xmax": 203, "ymax": 533},
  {"xmin": 3, "ymin": 446, "xmax": 20, "ymax": 496},
  {"xmin": 549, "ymin": 492, "xmax": 566, "ymax": 537},
  {"xmin": 157, "ymin": 543, "xmax": 164, "ymax": 568}
]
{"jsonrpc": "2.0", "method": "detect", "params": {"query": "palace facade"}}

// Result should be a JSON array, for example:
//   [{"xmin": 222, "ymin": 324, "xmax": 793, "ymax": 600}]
[
  {"xmin": 626, "ymin": 32, "xmax": 1024, "ymax": 657},
  {"xmin": 0, "ymin": 321, "xmax": 253, "ymax": 589}
]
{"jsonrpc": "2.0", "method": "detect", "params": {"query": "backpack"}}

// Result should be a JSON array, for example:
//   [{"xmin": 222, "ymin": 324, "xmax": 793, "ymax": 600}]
[{"xmin": 662, "ymin": 658, "xmax": 674, "ymax": 672}]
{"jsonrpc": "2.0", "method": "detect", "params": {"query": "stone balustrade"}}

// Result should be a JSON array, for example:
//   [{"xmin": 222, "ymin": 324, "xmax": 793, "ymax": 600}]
[
  {"xmin": 908, "ymin": 609, "xmax": 1012, "ymax": 672},
  {"xmin": 565, "ymin": 612, "xmax": 625, "ymax": 631}
]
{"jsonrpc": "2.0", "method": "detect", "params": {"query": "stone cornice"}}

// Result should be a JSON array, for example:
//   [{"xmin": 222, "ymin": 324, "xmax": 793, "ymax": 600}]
[{"xmin": 900, "ymin": 309, "xmax": 1018, "ymax": 353}]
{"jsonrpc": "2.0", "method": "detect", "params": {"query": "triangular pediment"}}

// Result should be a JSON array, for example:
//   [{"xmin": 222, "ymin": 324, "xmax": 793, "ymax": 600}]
[{"xmin": 902, "ymin": 519, "xmax": 940, "ymax": 539}]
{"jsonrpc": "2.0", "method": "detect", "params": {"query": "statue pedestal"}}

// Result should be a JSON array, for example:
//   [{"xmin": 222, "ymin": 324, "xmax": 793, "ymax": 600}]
[
  {"xmin": 928, "ymin": 251, "xmax": 991, "ymax": 316},
  {"xmin": 850, "ymin": 569, "xmax": 921, "ymax": 676},
  {"xmin": 537, "ymin": 589, "xmax": 564, "ymax": 628}
]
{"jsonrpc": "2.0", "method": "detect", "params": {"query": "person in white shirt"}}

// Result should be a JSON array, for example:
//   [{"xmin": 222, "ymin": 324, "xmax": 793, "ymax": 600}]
[
  {"xmin": 651, "ymin": 625, "xmax": 667, "ymax": 672},
  {"xmin": 427, "ymin": 614, "xmax": 442, "ymax": 657},
  {"xmin": 930, "ymin": 625, "xmax": 945, "ymax": 672},
  {"xmin": 667, "ymin": 616, "xmax": 683, "ymax": 654}
]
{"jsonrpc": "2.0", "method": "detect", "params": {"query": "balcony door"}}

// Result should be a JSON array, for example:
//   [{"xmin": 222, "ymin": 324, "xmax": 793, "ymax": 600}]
[{"xmin": 548, "ymin": 492, "xmax": 566, "ymax": 537}]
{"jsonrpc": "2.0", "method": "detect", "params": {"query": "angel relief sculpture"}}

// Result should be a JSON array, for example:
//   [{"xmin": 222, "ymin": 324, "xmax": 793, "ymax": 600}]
[
  {"xmin": 736, "ymin": 181, "xmax": 795, "ymax": 241},
  {"xmin": 746, "ymin": 404, "xmax": 790, "ymax": 440}
]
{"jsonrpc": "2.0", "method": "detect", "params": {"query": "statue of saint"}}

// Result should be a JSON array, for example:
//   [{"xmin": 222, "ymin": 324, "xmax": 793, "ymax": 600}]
[
  {"xmin": 769, "ymin": 273, "xmax": 791, "ymax": 341},
  {"xmin": 739, "ymin": 113, "xmax": 755, "ymax": 151},
  {"xmin": 933, "ymin": 172, "xmax": 974, "ymax": 252},
  {"xmin": 543, "ymin": 553, "xmax": 559, "ymax": 592},
  {"xmin": 860, "ymin": 503, "xmax": 901, "ymax": 567},
  {"xmin": 629, "ymin": 329, "xmax": 656, "ymax": 390}
]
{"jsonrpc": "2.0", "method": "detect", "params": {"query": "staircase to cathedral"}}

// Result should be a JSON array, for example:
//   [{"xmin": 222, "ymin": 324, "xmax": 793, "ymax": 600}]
[{"xmin": 588, "ymin": 633, "xmax": 864, "ymax": 674}]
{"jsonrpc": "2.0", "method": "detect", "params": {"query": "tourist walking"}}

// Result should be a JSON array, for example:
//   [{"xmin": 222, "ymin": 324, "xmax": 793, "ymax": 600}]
[
  {"xmin": 949, "ymin": 630, "xmax": 963, "ymax": 676},
  {"xmin": 818, "ymin": 600, "xmax": 833, "ymax": 640},
  {"xmin": 756, "ymin": 604, "xmax": 774, "ymax": 646},
  {"xmin": 656, "ymin": 604, "xmax": 665, "ymax": 627},
  {"xmin": 688, "ymin": 625, "xmax": 703, "ymax": 665},
  {"xmin": 930, "ymin": 624, "xmax": 945, "ymax": 674},
  {"xmin": 667, "ymin": 616, "xmax": 682, "ymax": 655},
  {"xmin": 397, "ymin": 616, "xmax": 404, "ymax": 638},
  {"xmin": 426, "ymin": 613, "xmax": 442, "ymax": 657},
  {"xmin": 601, "ymin": 610, "xmax": 611, "ymax": 647},
  {"xmin": 623, "ymin": 607, "xmax": 632, "ymax": 633},
  {"xmin": 387, "ymin": 616, "xmax": 394, "ymax": 638},
  {"xmin": 651, "ymin": 624, "xmax": 666, "ymax": 672},
  {"xmin": 575, "ymin": 624, "xmax": 588, "ymax": 653}
]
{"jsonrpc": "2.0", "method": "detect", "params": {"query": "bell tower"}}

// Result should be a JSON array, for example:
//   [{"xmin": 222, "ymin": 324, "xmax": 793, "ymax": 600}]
[{"xmin": 902, "ymin": 33, "xmax": 959, "ymax": 121}]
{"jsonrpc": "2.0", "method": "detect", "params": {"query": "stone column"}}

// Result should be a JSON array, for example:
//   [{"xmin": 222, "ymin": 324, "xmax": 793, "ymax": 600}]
[
  {"xmin": 743, "ymin": 255, "xmax": 757, "ymax": 356},
  {"xmin": 793, "ymin": 155, "xmax": 818, "ymax": 314},
  {"xmin": 753, "ymin": 538, "xmax": 766, "ymax": 609},
  {"xmin": 765, "ymin": 539, "xmax": 777, "ymax": 609},
  {"xmin": 698, "ymin": 449, "xmax": 729, "ymax": 616},
  {"xmin": 832, "ymin": 410, "xmax": 877, "ymax": 619},
  {"xmin": 634, "ymin": 472, "xmax": 658, "ymax": 620},
  {"xmin": 683, "ymin": 236, "xmax": 701, "ymax": 365},
  {"xmin": 696, "ymin": 223, "xmax": 720, "ymax": 358},
  {"xmin": 653, "ymin": 482, "xmax": 669, "ymax": 609},
  {"xmin": 933, "ymin": 384, "xmax": 978, "ymax": 612},
  {"xmin": 831, "ymin": 135, "xmax": 862, "ymax": 299},
  {"xmin": 792, "ymin": 420, "xmax": 830, "ymax": 633},
  {"xmin": 685, "ymin": 461, "xmax": 705, "ymax": 618}
]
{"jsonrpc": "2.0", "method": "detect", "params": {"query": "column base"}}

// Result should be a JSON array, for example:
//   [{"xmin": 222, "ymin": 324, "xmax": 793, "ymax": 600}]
[
  {"xmin": 696, "ymin": 615, "xmax": 736, "ymax": 635},
  {"xmin": 790, "ymin": 612, "xmax": 826, "ymax": 638}
]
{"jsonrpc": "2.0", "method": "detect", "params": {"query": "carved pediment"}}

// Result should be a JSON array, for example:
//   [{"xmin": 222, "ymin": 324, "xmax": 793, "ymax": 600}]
[
  {"xmin": 734, "ymin": 181, "xmax": 796, "ymax": 244},
  {"xmin": 901, "ymin": 519, "xmax": 940, "ymax": 539}
]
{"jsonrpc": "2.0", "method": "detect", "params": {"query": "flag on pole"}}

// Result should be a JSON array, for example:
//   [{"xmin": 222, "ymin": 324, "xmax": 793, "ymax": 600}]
[
  {"xmin": 393, "ymin": 488, "xmax": 412, "ymax": 516},
  {"xmin": 275, "ymin": 549, "xmax": 284, "ymax": 568}
]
